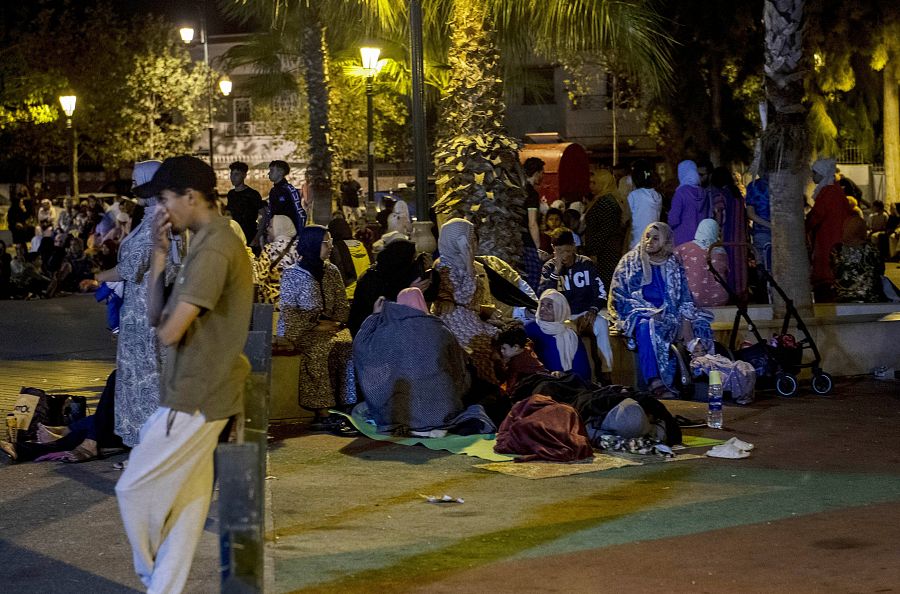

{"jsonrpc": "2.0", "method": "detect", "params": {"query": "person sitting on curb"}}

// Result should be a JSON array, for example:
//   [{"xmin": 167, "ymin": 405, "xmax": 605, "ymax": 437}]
[{"xmin": 538, "ymin": 231, "xmax": 614, "ymax": 383}]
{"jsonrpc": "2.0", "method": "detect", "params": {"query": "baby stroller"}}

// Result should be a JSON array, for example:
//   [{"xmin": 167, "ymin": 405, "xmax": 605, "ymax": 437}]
[{"xmin": 706, "ymin": 242, "xmax": 833, "ymax": 397}]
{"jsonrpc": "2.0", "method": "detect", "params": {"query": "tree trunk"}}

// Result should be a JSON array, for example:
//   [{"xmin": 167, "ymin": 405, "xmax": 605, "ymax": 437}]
[
  {"xmin": 300, "ymin": 17, "xmax": 333, "ymax": 225},
  {"xmin": 432, "ymin": 1, "xmax": 525, "ymax": 266},
  {"xmin": 761, "ymin": 0, "xmax": 813, "ymax": 317},
  {"xmin": 883, "ymin": 56, "xmax": 900, "ymax": 209}
]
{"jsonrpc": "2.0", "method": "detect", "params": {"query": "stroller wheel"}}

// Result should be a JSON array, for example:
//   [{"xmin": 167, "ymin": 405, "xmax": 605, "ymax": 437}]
[
  {"xmin": 776, "ymin": 373, "xmax": 799, "ymax": 397},
  {"xmin": 812, "ymin": 372, "xmax": 834, "ymax": 395}
]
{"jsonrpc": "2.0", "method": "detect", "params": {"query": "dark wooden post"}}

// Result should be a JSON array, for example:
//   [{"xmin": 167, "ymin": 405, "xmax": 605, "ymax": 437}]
[{"xmin": 218, "ymin": 303, "xmax": 272, "ymax": 593}]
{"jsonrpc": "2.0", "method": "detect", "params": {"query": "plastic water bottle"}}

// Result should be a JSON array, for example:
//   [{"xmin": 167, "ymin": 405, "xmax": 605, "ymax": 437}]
[{"xmin": 707, "ymin": 370, "xmax": 724, "ymax": 429}]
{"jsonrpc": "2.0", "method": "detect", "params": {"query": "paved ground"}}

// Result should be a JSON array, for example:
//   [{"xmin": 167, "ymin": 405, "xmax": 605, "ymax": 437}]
[{"xmin": 2, "ymin": 294, "xmax": 900, "ymax": 593}]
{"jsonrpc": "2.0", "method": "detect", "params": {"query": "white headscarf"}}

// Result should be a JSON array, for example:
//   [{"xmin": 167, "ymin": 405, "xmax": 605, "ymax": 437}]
[
  {"xmin": 133, "ymin": 160, "xmax": 162, "ymax": 205},
  {"xmin": 812, "ymin": 157, "xmax": 836, "ymax": 201},
  {"xmin": 438, "ymin": 218, "xmax": 476, "ymax": 276},
  {"xmin": 270, "ymin": 214, "xmax": 297, "ymax": 241},
  {"xmin": 693, "ymin": 218, "xmax": 719, "ymax": 250},
  {"xmin": 638, "ymin": 222, "xmax": 675, "ymax": 286},
  {"xmin": 536, "ymin": 289, "xmax": 579, "ymax": 371}
]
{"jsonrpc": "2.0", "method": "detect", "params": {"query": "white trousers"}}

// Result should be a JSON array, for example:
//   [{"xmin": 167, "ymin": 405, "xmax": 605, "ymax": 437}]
[
  {"xmin": 116, "ymin": 407, "xmax": 226, "ymax": 594},
  {"xmin": 571, "ymin": 311, "xmax": 614, "ymax": 373}
]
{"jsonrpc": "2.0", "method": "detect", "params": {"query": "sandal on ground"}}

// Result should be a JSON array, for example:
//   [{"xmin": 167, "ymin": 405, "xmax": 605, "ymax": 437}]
[
  {"xmin": 113, "ymin": 459, "xmax": 128, "ymax": 470},
  {"xmin": 0, "ymin": 440, "xmax": 17, "ymax": 461},
  {"xmin": 61, "ymin": 443, "xmax": 99, "ymax": 464},
  {"xmin": 326, "ymin": 418, "xmax": 361, "ymax": 438},
  {"xmin": 674, "ymin": 415, "xmax": 706, "ymax": 428}
]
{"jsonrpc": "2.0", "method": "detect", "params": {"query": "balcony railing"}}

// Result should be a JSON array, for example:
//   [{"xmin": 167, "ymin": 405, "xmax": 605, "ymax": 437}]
[{"xmin": 223, "ymin": 121, "xmax": 283, "ymax": 137}]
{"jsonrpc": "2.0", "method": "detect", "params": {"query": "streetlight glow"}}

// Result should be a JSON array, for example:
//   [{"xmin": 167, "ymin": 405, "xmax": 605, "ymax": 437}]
[
  {"xmin": 219, "ymin": 77, "xmax": 233, "ymax": 97},
  {"xmin": 59, "ymin": 95, "xmax": 77, "ymax": 118},
  {"xmin": 179, "ymin": 27, "xmax": 195, "ymax": 44},
  {"xmin": 360, "ymin": 47, "xmax": 381, "ymax": 73}
]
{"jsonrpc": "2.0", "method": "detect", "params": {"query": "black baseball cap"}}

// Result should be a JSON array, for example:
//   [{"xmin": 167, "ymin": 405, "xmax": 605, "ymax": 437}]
[{"xmin": 133, "ymin": 155, "xmax": 217, "ymax": 198}]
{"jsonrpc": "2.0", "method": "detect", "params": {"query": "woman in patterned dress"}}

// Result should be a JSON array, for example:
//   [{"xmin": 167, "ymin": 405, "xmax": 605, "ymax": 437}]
[
  {"xmin": 609, "ymin": 222, "xmax": 713, "ymax": 398},
  {"xmin": 254, "ymin": 214, "xmax": 298, "ymax": 307},
  {"xmin": 675, "ymin": 218, "xmax": 729, "ymax": 307},
  {"xmin": 95, "ymin": 161, "xmax": 177, "ymax": 453},
  {"xmin": 278, "ymin": 225, "xmax": 355, "ymax": 427},
  {"xmin": 431, "ymin": 218, "xmax": 502, "ymax": 384}
]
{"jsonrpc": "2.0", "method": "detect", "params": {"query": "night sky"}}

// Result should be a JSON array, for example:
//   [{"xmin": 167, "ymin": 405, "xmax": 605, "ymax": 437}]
[{"xmin": 118, "ymin": 0, "xmax": 253, "ymax": 35}]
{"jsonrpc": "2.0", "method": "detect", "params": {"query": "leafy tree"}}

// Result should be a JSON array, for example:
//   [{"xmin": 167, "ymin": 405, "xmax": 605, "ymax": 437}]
[
  {"xmin": 365, "ymin": 0, "xmax": 673, "ymax": 265},
  {"xmin": 0, "ymin": 2, "xmax": 212, "ymax": 172},
  {"xmin": 643, "ymin": 0, "xmax": 764, "ymax": 168}
]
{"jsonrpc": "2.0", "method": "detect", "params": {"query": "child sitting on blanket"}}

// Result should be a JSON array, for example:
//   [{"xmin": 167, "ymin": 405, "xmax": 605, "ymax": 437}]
[
  {"xmin": 497, "ymin": 324, "xmax": 550, "ymax": 393},
  {"xmin": 688, "ymin": 338, "xmax": 756, "ymax": 404}
]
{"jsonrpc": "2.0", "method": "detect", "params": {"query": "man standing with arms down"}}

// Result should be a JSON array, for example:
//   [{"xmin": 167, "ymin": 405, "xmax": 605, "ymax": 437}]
[
  {"xmin": 115, "ymin": 156, "xmax": 253, "ymax": 594},
  {"xmin": 225, "ymin": 161, "xmax": 265, "ymax": 249},
  {"xmin": 259, "ymin": 159, "xmax": 307, "ymax": 245}
]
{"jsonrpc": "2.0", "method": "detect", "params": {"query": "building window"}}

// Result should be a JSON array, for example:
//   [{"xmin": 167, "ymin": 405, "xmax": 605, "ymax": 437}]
[
  {"xmin": 522, "ymin": 67, "xmax": 557, "ymax": 106},
  {"xmin": 234, "ymin": 98, "xmax": 252, "ymax": 123}
]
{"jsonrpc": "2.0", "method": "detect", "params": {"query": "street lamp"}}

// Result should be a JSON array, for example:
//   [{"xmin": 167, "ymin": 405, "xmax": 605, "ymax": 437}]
[
  {"xmin": 218, "ymin": 76, "xmax": 232, "ymax": 97},
  {"xmin": 58, "ymin": 94, "xmax": 79, "ymax": 200},
  {"xmin": 360, "ymin": 46, "xmax": 385, "ymax": 206},
  {"xmin": 179, "ymin": 19, "xmax": 214, "ymax": 170}
]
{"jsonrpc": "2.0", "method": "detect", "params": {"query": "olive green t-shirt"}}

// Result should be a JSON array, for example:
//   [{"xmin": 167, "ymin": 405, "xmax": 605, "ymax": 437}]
[{"xmin": 160, "ymin": 215, "xmax": 253, "ymax": 420}]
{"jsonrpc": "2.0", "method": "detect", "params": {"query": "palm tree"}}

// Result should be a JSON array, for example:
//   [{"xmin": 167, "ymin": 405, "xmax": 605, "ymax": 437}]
[
  {"xmin": 222, "ymin": 0, "xmax": 335, "ymax": 224},
  {"xmin": 760, "ymin": 0, "xmax": 812, "ymax": 316},
  {"xmin": 364, "ymin": 0, "xmax": 673, "ymax": 266}
]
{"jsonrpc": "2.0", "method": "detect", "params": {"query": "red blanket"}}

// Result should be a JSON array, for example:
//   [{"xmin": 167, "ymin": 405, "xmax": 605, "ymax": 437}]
[{"xmin": 494, "ymin": 395, "xmax": 593, "ymax": 462}]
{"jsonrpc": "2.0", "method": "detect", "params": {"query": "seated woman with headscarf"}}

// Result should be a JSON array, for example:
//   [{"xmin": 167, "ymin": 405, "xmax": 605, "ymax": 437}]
[
  {"xmin": 675, "ymin": 218, "xmax": 729, "ymax": 307},
  {"xmin": 610, "ymin": 222, "xmax": 714, "ymax": 399},
  {"xmin": 830, "ymin": 216, "xmax": 885, "ymax": 303},
  {"xmin": 347, "ymin": 239, "xmax": 430, "ymax": 336},
  {"xmin": 254, "ymin": 214, "xmax": 298, "ymax": 307},
  {"xmin": 353, "ymin": 288, "xmax": 475, "ymax": 435},
  {"xmin": 524, "ymin": 290, "xmax": 591, "ymax": 383},
  {"xmin": 279, "ymin": 225, "xmax": 355, "ymax": 428},
  {"xmin": 328, "ymin": 215, "xmax": 370, "ymax": 300},
  {"xmin": 432, "ymin": 218, "xmax": 502, "ymax": 384}
]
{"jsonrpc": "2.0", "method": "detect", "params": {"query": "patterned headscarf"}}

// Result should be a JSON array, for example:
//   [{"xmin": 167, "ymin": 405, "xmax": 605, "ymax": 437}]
[
  {"xmin": 296, "ymin": 224, "xmax": 328, "ymax": 282},
  {"xmin": 677, "ymin": 160, "xmax": 701, "ymax": 187},
  {"xmin": 639, "ymin": 222, "xmax": 675, "ymax": 286},
  {"xmin": 693, "ymin": 218, "xmax": 720, "ymax": 250},
  {"xmin": 438, "ymin": 218, "xmax": 476, "ymax": 276},
  {"xmin": 812, "ymin": 157, "xmax": 837, "ymax": 201},
  {"xmin": 536, "ymin": 289, "xmax": 578, "ymax": 371}
]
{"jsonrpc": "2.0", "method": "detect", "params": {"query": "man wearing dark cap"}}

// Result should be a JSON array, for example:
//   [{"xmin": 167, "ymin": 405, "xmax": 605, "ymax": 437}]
[
  {"xmin": 538, "ymin": 231, "xmax": 614, "ymax": 382},
  {"xmin": 115, "ymin": 155, "xmax": 253, "ymax": 594},
  {"xmin": 225, "ymin": 161, "xmax": 264, "ymax": 247},
  {"xmin": 258, "ymin": 159, "xmax": 306, "ymax": 245}
]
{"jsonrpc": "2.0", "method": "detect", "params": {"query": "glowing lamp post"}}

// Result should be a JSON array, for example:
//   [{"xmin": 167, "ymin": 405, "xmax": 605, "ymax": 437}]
[
  {"xmin": 179, "ymin": 21, "xmax": 214, "ymax": 169},
  {"xmin": 218, "ymin": 76, "xmax": 233, "ymax": 97},
  {"xmin": 360, "ymin": 46, "xmax": 385, "ymax": 206},
  {"xmin": 58, "ymin": 94, "xmax": 79, "ymax": 200}
]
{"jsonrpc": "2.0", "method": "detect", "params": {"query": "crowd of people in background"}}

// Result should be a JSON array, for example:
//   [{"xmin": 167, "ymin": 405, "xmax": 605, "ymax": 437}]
[{"xmin": 4, "ymin": 153, "xmax": 900, "ymax": 443}]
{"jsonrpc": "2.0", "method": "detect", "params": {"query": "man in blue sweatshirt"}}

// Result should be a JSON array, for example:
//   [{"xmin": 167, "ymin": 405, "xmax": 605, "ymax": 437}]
[{"xmin": 539, "ymin": 231, "xmax": 614, "ymax": 380}]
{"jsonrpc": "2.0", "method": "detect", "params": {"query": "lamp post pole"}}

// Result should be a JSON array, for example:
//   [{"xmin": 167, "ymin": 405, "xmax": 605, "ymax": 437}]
[
  {"xmin": 59, "ymin": 95, "xmax": 78, "ymax": 200},
  {"xmin": 360, "ymin": 47, "xmax": 383, "ymax": 206},
  {"xmin": 409, "ymin": 0, "xmax": 428, "ymax": 219},
  {"xmin": 201, "ymin": 10, "xmax": 214, "ymax": 170},
  {"xmin": 366, "ymin": 75, "xmax": 376, "ymax": 205}
]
